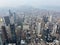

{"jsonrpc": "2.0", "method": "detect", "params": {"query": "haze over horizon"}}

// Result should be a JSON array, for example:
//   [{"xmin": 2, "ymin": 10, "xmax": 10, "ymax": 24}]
[
  {"xmin": 0, "ymin": 0, "xmax": 60, "ymax": 17},
  {"xmin": 0, "ymin": 0, "xmax": 60, "ymax": 8}
]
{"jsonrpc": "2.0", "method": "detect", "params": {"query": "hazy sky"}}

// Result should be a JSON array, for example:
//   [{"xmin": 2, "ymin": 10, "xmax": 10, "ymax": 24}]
[{"xmin": 0, "ymin": 0, "xmax": 60, "ymax": 8}]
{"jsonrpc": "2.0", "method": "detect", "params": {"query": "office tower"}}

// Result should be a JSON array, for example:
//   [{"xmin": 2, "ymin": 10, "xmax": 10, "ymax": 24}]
[
  {"xmin": 23, "ymin": 24, "xmax": 29, "ymax": 30},
  {"xmin": 15, "ymin": 26, "xmax": 21, "ymax": 41},
  {"xmin": 4, "ymin": 16, "xmax": 10, "ymax": 26},
  {"xmin": 9, "ymin": 10, "xmax": 13, "ymax": 17},
  {"xmin": 13, "ymin": 12, "xmax": 16, "ymax": 23},
  {"xmin": 1, "ymin": 26, "xmax": 9, "ymax": 44},
  {"xmin": 52, "ymin": 24, "xmax": 57, "ymax": 36},
  {"xmin": 48, "ymin": 15, "xmax": 52, "ymax": 22},
  {"xmin": 9, "ymin": 10, "xmax": 16, "ymax": 43},
  {"xmin": 43, "ymin": 29, "xmax": 56, "ymax": 45},
  {"xmin": 43, "ymin": 15, "xmax": 48, "ymax": 23},
  {"xmin": 23, "ymin": 15, "xmax": 25, "ymax": 22},
  {"xmin": 56, "ymin": 23, "xmax": 60, "ymax": 34},
  {"xmin": 0, "ymin": 17, "xmax": 4, "ymax": 29},
  {"xmin": 45, "ymin": 22, "xmax": 53, "ymax": 30},
  {"xmin": 24, "ymin": 17, "xmax": 27, "ymax": 24},
  {"xmin": 43, "ymin": 29, "xmax": 55, "ymax": 42},
  {"xmin": 9, "ymin": 9, "xmax": 15, "ymax": 24},
  {"xmin": 26, "ymin": 30, "xmax": 31, "ymax": 44},
  {"xmin": 0, "ymin": 30, "xmax": 3, "ymax": 45},
  {"xmin": 10, "ymin": 24, "xmax": 16, "ymax": 43},
  {"xmin": 46, "ymin": 40, "xmax": 59, "ymax": 45},
  {"xmin": 53, "ymin": 40, "xmax": 59, "ymax": 45},
  {"xmin": 6, "ymin": 26, "xmax": 12, "ymax": 41},
  {"xmin": 13, "ymin": 12, "xmax": 19, "ymax": 24},
  {"xmin": 0, "ymin": 17, "xmax": 4, "ymax": 45},
  {"xmin": 10, "ymin": 15, "xmax": 14, "ymax": 25},
  {"xmin": 46, "ymin": 42, "xmax": 55, "ymax": 45},
  {"xmin": 37, "ymin": 22, "xmax": 41, "ymax": 35}
]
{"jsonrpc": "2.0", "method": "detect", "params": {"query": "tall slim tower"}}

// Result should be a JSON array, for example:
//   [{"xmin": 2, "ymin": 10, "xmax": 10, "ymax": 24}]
[
  {"xmin": 9, "ymin": 9, "xmax": 14, "ymax": 24},
  {"xmin": 48, "ymin": 15, "xmax": 52, "ymax": 22},
  {"xmin": 52, "ymin": 24, "xmax": 57, "ymax": 36},
  {"xmin": 4, "ymin": 16, "xmax": 10, "ymax": 26},
  {"xmin": 13, "ymin": 12, "xmax": 18, "ymax": 24},
  {"xmin": 37, "ymin": 22, "xmax": 41, "ymax": 35},
  {"xmin": 10, "ymin": 24, "xmax": 16, "ymax": 43},
  {"xmin": 0, "ymin": 30, "xmax": 3, "ymax": 45},
  {"xmin": 9, "ymin": 10, "xmax": 13, "ymax": 17},
  {"xmin": 9, "ymin": 10, "xmax": 16, "ymax": 43},
  {"xmin": 1, "ymin": 26, "xmax": 9, "ymax": 44}
]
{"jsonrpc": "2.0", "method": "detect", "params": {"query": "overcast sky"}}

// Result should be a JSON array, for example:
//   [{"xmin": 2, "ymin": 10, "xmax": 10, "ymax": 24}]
[{"xmin": 0, "ymin": 0, "xmax": 60, "ymax": 8}]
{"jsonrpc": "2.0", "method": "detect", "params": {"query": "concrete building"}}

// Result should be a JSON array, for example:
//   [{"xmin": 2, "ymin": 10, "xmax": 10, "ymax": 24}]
[
  {"xmin": 53, "ymin": 40, "xmax": 59, "ymax": 45},
  {"xmin": 10, "ymin": 16, "xmax": 14, "ymax": 25},
  {"xmin": 48, "ymin": 15, "xmax": 52, "ymax": 22},
  {"xmin": 23, "ymin": 24, "xmax": 29, "ymax": 30},
  {"xmin": 0, "ymin": 30, "xmax": 3, "ymax": 45},
  {"xmin": 52, "ymin": 24, "xmax": 57, "ymax": 36},
  {"xmin": 46, "ymin": 42, "xmax": 55, "ymax": 45},
  {"xmin": 0, "ymin": 17, "xmax": 4, "ymax": 29},
  {"xmin": 46, "ymin": 40, "xmax": 59, "ymax": 45},
  {"xmin": 4, "ymin": 16, "xmax": 10, "ymax": 26},
  {"xmin": 36, "ymin": 22, "xmax": 41, "ymax": 35},
  {"xmin": 5, "ymin": 25, "xmax": 12, "ymax": 40}
]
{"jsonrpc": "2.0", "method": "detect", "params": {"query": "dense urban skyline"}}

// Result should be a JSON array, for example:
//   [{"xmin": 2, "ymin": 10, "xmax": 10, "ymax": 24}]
[{"xmin": 0, "ymin": 0, "xmax": 60, "ymax": 45}]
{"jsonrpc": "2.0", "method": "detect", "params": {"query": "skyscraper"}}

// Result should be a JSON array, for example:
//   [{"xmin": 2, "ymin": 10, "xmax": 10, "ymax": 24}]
[
  {"xmin": 4, "ymin": 16, "xmax": 10, "ymax": 26},
  {"xmin": 0, "ymin": 30, "xmax": 3, "ymax": 45},
  {"xmin": 10, "ymin": 24, "xmax": 16, "ymax": 43},
  {"xmin": 37, "ymin": 22, "xmax": 41, "ymax": 35},
  {"xmin": 9, "ymin": 10, "xmax": 13, "ymax": 17},
  {"xmin": 1, "ymin": 26, "xmax": 9, "ymax": 44},
  {"xmin": 9, "ymin": 10, "xmax": 16, "ymax": 43},
  {"xmin": 48, "ymin": 15, "xmax": 52, "ymax": 22},
  {"xmin": 13, "ymin": 12, "xmax": 18, "ymax": 24}
]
